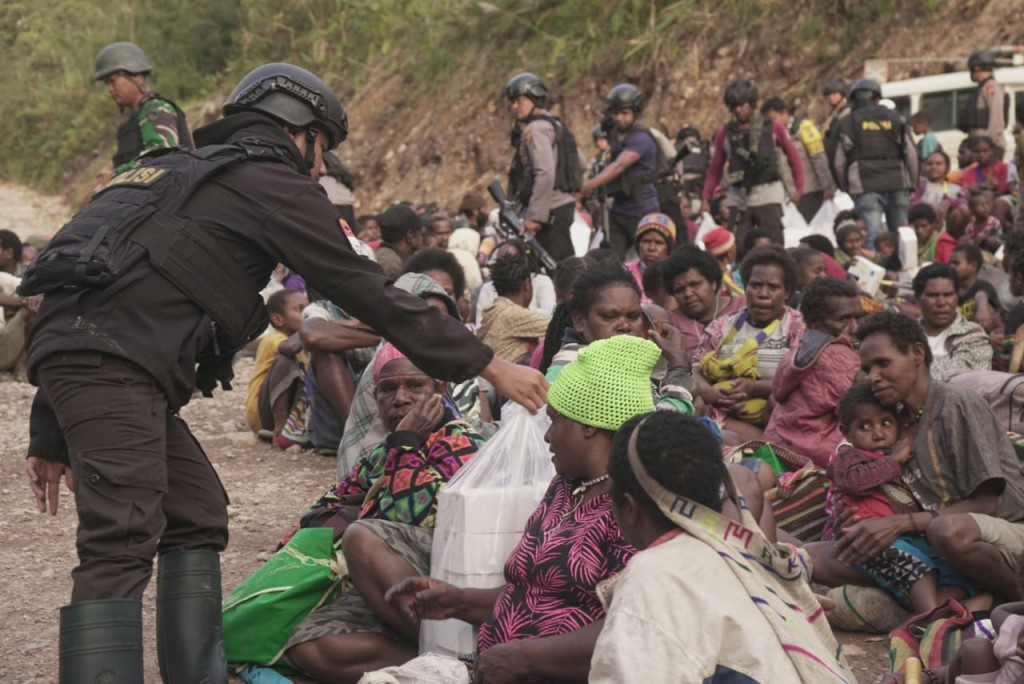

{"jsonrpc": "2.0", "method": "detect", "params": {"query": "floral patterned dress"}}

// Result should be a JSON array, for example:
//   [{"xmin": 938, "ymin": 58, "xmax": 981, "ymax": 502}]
[{"xmin": 476, "ymin": 476, "xmax": 635, "ymax": 683}]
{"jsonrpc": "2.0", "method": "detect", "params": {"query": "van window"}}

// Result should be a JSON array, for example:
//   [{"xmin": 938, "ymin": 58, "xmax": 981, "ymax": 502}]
[
  {"xmin": 890, "ymin": 95, "xmax": 911, "ymax": 121},
  {"xmin": 919, "ymin": 88, "xmax": 975, "ymax": 132},
  {"xmin": 1015, "ymin": 90, "xmax": 1024, "ymax": 126}
]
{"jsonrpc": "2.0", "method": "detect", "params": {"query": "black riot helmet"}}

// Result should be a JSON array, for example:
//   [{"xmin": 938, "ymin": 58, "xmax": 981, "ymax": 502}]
[
  {"xmin": 505, "ymin": 73, "xmax": 548, "ymax": 107},
  {"xmin": 224, "ymin": 63, "xmax": 349, "ymax": 150},
  {"xmin": 849, "ymin": 78, "xmax": 882, "ymax": 104},
  {"xmin": 968, "ymin": 49, "xmax": 997, "ymax": 72},
  {"xmin": 606, "ymin": 83, "xmax": 644, "ymax": 113},
  {"xmin": 723, "ymin": 79, "xmax": 758, "ymax": 108},
  {"xmin": 822, "ymin": 78, "xmax": 848, "ymax": 97}
]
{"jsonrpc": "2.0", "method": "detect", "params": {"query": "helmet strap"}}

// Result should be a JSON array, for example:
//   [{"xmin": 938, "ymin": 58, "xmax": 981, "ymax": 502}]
[{"xmin": 304, "ymin": 126, "xmax": 321, "ymax": 174}]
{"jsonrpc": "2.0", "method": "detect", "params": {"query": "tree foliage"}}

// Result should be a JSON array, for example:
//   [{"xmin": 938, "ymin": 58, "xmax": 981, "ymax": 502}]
[{"xmin": 0, "ymin": 0, "xmax": 930, "ymax": 192}]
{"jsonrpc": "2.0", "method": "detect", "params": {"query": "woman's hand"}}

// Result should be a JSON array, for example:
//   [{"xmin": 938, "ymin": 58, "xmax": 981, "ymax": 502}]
[
  {"xmin": 835, "ymin": 516, "xmax": 907, "ymax": 564},
  {"xmin": 385, "ymin": 576, "xmax": 462, "ymax": 623},
  {"xmin": 396, "ymin": 394, "xmax": 445, "ymax": 441},
  {"xmin": 474, "ymin": 642, "xmax": 529, "ymax": 684},
  {"xmin": 729, "ymin": 377, "xmax": 764, "ymax": 399},
  {"xmin": 649, "ymin": 321, "xmax": 690, "ymax": 368}
]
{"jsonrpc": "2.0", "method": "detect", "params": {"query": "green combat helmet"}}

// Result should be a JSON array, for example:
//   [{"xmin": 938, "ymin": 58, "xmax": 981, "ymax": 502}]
[{"xmin": 94, "ymin": 41, "xmax": 152, "ymax": 81}]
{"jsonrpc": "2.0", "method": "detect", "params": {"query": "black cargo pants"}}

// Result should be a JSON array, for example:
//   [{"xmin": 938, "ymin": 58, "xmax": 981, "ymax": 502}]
[{"xmin": 37, "ymin": 352, "xmax": 229, "ymax": 603}]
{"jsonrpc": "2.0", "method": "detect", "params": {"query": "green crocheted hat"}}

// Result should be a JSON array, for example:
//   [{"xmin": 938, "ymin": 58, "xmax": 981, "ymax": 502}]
[{"xmin": 547, "ymin": 335, "xmax": 660, "ymax": 431}]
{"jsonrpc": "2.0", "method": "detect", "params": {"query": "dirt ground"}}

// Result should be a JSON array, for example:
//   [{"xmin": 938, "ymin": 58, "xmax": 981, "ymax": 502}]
[{"xmin": 0, "ymin": 181, "xmax": 892, "ymax": 682}]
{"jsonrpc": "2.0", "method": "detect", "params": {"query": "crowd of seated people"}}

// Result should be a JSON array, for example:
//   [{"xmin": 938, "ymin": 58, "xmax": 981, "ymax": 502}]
[{"xmin": 215, "ymin": 89, "xmax": 1024, "ymax": 683}]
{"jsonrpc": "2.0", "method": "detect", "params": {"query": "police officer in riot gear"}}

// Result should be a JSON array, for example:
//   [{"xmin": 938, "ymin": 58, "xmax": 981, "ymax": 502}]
[
  {"xmin": 505, "ymin": 72, "xmax": 579, "ymax": 261},
  {"xmin": 703, "ymin": 79, "xmax": 804, "ymax": 247},
  {"xmin": 960, "ymin": 48, "xmax": 1008, "ymax": 157},
  {"xmin": 92, "ymin": 41, "xmax": 192, "ymax": 191},
  {"xmin": 830, "ymin": 78, "xmax": 918, "ymax": 245},
  {"xmin": 580, "ymin": 83, "xmax": 661, "ymax": 257},
  {"xmin": 26, "ymin": 63, "xmax": 548, "ymax": 684}
]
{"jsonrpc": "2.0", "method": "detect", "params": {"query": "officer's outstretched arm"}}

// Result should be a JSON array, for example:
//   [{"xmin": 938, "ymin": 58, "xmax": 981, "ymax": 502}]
[{"xmin": 478, "ymin": 357, "xmax": 549, "ymax": 413}]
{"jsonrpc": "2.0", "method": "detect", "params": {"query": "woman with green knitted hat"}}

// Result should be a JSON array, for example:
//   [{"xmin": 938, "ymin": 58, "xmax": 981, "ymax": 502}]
[{"xmin": 386, "ymin": 334, "xmax": 660, "ymax": 683}]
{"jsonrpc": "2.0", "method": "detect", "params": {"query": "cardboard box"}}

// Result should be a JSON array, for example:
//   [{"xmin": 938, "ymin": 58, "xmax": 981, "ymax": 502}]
[
  {"xmin": 420, "ymin": 617, "xmax": 476, "ymax": 659},
  {"xmin": 433, "ymin": 531, "xmax": 522, "ymax": 575},
  {"xmin": 435, "ymin": 484, "xmax": 549, "ymax": 534}
]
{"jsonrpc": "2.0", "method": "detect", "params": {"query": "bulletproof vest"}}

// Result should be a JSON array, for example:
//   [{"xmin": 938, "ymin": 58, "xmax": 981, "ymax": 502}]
[
  {"xmin": 848, "ymin": 105, "xmax": 906, "ymax": 193},
  {"xmin": 112, "ymin": 92, "xmax": 193, "ymax": 170},
  {"xmin": 849, "ymin": 106, "xmax": 903, "ymax": 161},
  {"xmin": 508, "ymin": 113, "xmax": 583, "ymax": 207},
  {"xmin": 606, "ymin": 124, "xmax": 664, "ymax": 202},
  {"xmin": 724, "ymin": 117, "xmax": 779, "ymax": 189},
  {"xmin": 957, "ymin": 77, "xmax": 1010, "ymax": 134},
  {"xmin": 21, "ymin": 140, "xmax": 293, "ymax": 349}
]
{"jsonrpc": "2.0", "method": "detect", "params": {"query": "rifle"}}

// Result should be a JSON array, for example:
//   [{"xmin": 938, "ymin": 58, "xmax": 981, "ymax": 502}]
[{"xmin": 486, "ymin": 180, "xmax": 558, "ymax": 273}]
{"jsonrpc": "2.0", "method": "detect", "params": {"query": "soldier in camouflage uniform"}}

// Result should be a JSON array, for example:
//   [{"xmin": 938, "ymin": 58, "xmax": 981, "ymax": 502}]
[{"xmin": 92, "ymin": 42, "xmax": 192, "ymax": 189}]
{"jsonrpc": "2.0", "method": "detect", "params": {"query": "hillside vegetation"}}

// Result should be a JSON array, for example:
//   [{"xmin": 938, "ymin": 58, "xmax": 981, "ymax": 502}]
[{"xmin": 2, "ymin": 0, "xmax": 1022, "ymax": 213}]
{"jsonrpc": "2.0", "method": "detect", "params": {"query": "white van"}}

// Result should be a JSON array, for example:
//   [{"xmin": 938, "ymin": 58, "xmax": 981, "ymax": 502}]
[{"xmin": 881, "ymin": 66, "xmax": 1024, "ymax": 164}]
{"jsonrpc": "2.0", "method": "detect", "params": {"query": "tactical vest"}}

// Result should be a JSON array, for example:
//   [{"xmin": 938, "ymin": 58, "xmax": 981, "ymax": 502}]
[
  {"xmin": 847, "ymin": 105, "xmax": 906, "ymax": 193},
  {"xmin": 112, "ymin": 93, "xmax": 193, "ymax": 170},
  {"xmin": 605, "ymin": 124, "xmax": 667, "ymax": 202},
  {"xmin": 21, "ymin": 141, "xmax": 294, "ymax": 349},
  {"xmin": 957, "ymin": 77, "xmax": 1010, "ymax": 135},
  {"xmin": 724, "ymin": 117, "xmax": 779, "ymax": 190},
  {"xmin": 508, "ymin": 113, "xmax": 583, "ymax": 207}
]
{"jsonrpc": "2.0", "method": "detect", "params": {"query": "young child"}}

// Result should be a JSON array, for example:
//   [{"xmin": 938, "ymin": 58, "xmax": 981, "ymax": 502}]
[
  {"xmin": 873, "ymin": 232, "xmax": 903, "ymax": 272},
  {"xmin": 938, "ymin": 563, "xmax": 1024, "ymax": 684},
  {"xmin": 477, "ymin": 253, "xmax": 550, "ymax": 364},
  {"xmin": 826, "ymin": 382, "xmax": 975, "ymax": 613},
  {"xmin": 910, "ymin": 111, "xmax": 939, "ymax": 161},
  {"xmin": 245, "ymin": 288, "xmax": 309, "ymax": 443},
  {"xmin": 950, "ymin": 243, "xmax": 1002, "ymax": 331},
  {"xmin": 967, "ymin": 191, "xmax": 1003, "ymax": 247}
]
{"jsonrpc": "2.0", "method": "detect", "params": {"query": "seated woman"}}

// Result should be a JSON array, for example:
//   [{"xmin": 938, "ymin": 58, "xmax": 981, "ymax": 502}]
[
  {"xmin": 385, "ymin": 334, "xmax": 661, "ymax": 683},
  {"xmin": 539, "ymin": 262, "xmax": 694, "ymax": 415},
  {"xmin": 662, "ymin": 245, "xmax": 745, "ymax": 353},
  {"xmin": 283, "ymin": 343, "xmax": 487, "ymax": 682},
  {"xmin": 808, "ymin": 312, "xmax": 1024, "ymax": 644},
  {"xmin": 961, "ymin": 135, "xmax": 1019, "ymax": 228},
  {"xmin": 762, "ymin": 277, "xmax": 862, "ymax": 468},
  {"xmin": 692, "ymin": 246, "xmax": 806, "ymax": 441},
  {"xmin": 912, "ymin": 263, "xmax": 992, "ymax": 381},
  {"xmin": 623, "ymin": 212, "xmax": 675, "ymax": 302},
  {"xmin": 336, "ymin": 273, "xmax": 494, "ymax": 477},
  {"xmin": 910, "ymin": 149, "xmax": 966, "ymax": 220},
  {"xmin": 590, "ymin": 411, "xmax": 854, "ymax": 683},
  {"xmin": 477, "ymin": 253, "xmax": 551, "ymax": 363}
]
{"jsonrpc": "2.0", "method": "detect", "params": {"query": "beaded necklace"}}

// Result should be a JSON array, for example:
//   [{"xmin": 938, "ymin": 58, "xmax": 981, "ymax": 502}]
[{"xmin": 545, "ymin": 474, "xmax": 610, "ymax": 537}]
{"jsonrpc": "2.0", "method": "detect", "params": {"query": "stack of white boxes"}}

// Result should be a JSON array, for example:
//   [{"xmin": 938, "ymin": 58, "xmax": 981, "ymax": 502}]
[{"xmin": 420, "ymin": 482, "xmax": 550, "ymax": 659}]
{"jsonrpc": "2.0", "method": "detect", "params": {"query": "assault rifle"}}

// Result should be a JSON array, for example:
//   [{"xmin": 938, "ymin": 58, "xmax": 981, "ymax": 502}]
[{"xmin": 486, "ymin": 180, "xmax": 558, "ymax": 273}]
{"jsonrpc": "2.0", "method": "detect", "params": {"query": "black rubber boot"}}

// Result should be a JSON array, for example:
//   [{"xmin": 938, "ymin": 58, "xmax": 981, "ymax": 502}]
[
  {"xmin": 157, "ymin": 549, "xmax": 228, "ymax": 684},
  {"xmin": 59, "ymin": 599, "xmax": 144, "ymax": 684}
]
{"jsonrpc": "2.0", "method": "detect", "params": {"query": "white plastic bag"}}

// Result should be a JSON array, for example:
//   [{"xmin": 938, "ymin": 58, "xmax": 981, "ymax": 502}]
[
  {"xmin": 782, "ymin": 200, "xmax": 812, "ymax": 248},
  {"xmin": 420, "ymin": 402, "xmax": 554, "ymax": 660},
  {"xmin": 808, "ymin": 199, "xmax": 840, "ymax": 232}
]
